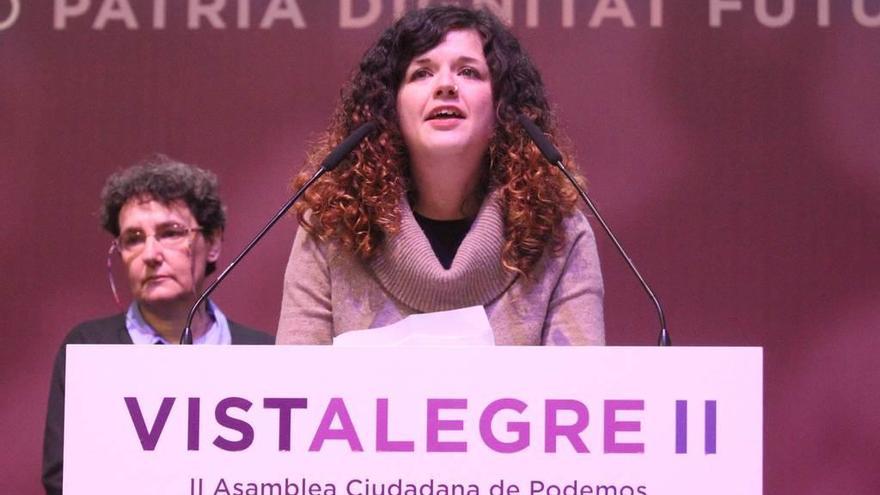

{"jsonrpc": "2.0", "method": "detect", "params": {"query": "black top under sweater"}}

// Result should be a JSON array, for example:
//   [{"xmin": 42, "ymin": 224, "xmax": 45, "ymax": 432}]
[{"xmin": 413, "ymin": 211, "xmax": 475, "ymax": 270}]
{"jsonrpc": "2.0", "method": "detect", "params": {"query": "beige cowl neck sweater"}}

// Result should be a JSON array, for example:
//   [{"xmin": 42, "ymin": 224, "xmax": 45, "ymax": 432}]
[{"xmin": 276, "ymin": 193, "xmax": 605, "ymax": 345}]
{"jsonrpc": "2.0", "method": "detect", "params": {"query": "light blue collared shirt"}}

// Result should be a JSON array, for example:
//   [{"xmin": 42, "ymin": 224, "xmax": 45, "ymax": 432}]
[{"xmin": 125, "ymin": 300, "xmax": 232, "ymax": 345}]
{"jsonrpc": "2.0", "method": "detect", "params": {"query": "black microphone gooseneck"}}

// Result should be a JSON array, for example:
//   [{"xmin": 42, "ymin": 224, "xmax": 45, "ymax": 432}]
[
  {"xmin": 517, "ymin": 115, "xmax": 671, "ymax": 346},
  {"xmin": 180, "ymin": 122, "xmax": 378, "ymax": 344}
]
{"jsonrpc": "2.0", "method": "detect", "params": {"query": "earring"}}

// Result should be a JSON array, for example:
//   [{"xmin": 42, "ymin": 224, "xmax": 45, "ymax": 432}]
[{"xmin": 106, "ymin": 242, "xmax": 122, "ymax": 308}]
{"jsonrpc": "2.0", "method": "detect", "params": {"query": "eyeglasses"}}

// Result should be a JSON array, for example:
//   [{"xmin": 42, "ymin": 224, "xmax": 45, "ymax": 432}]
[
  {"xmin": 106, "ymin": 224, "xmax": 204, "ymax": 307},
  {"xmin": 114, "ymin": 224, "xmax": 204, "ymax": 254}
]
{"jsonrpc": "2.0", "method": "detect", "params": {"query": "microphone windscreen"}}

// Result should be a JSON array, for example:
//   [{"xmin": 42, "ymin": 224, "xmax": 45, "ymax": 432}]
[
  {"xmin": 320, "ymin": 121, "xmax": 378, "ymax": 171},
  {"xmin": 517, "ymin": 114, "xmax": 563, "ymax": 164}
]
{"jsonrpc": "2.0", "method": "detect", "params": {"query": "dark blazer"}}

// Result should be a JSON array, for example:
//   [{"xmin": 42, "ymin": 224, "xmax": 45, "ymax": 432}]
[{"xmin": 41, "ymin": 314, "xmax": 272, "ymax": 495}]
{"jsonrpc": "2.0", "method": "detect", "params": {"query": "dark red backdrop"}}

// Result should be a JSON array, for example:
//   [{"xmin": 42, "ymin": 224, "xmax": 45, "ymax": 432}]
[{"xmin": 2, "ymin": 1, "xmax": 878, "ymax": 493}]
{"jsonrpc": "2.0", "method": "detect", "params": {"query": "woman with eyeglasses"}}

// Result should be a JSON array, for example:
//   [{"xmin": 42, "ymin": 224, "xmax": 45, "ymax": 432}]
[
  {"xmin": 276, "ymin": 6, "xmax": 605, "ymax": 346},
  {"xmin": 41, "ymin": 156, "xmax": 271, "ymax": 495}
]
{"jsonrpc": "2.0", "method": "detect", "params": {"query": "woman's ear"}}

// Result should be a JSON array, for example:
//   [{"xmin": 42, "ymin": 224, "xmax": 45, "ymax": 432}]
[{"xmin": 205, "ymin": 230, "xmax": 223, "ymax": 263}]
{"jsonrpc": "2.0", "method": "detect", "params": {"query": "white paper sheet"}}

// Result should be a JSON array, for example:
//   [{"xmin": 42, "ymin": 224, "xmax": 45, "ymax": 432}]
[{"xmin": 332, "ymin": 305, "xmax": 495, "ymax": 346}]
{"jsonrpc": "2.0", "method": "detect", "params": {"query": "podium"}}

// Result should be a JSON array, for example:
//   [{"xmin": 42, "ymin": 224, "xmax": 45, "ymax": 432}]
[{"xmin": 64, "ymin": 346, "xmax": 762, "ymax": 494}]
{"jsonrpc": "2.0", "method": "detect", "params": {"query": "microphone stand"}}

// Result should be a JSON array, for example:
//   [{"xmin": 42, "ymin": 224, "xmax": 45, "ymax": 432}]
[
  {"xmin": 180, "ymin": 121, "xmax": 378, "ymax": 344},
  {"xmin": 554, "ymin": 160, "xmax": 670, "ymax": 346},
  {"xmin": 179, "ymin": 166, "xmax": 326, "ymax": 344},
  {"xmin": 517, "ymin": 114, "xmax": 670, "ymax": 346}
]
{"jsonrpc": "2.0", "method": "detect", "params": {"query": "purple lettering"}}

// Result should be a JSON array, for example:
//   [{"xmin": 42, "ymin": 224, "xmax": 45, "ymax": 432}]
[
  {"xmin": 309, "ymin": 398, "xmax": 363, "ymax": 451},
  {"xmin": 187, "ymin": 397, "xmax": 199, "ymax": 451},
  {"xmin": 427, "ymin": 398, "xmax": 467, "ymax": 452},
  {"xmin": 705, "ymin": 400, "xmax": 717, "ymax": 454},
  {"xmin": 544, "ymin": 399, "xmax": 589, "ymax": 453},
  {"xmin": 675, "ymin": 400, "xmax": 687, "ymax": 454},
  {"xmin": 213, "ymin": 397, "xmax": 254, "ymax": 451},
  {"xmin": 264, "ymin": 397, "xmax": 308, "ymax": 451},
  {"xmin": 124, "ymin": 397, "xmax": 174, "ymax": 451},
  {"xmin": 479, "ymin": 398, "xmax": 529, "ymax": 453},
  {"xmin": 376, "ymin": 398, "xmax": 414, "ymax": 452},
  {"xmin": 604, "ymin": 400, "xmax": 644, "ymax": 454}
]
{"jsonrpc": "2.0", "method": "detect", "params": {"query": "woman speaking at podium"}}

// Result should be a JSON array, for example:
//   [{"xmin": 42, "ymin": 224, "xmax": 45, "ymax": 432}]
[{"xmin": 276, "ymin": 6, "xmax": 604, "ymax": 345}]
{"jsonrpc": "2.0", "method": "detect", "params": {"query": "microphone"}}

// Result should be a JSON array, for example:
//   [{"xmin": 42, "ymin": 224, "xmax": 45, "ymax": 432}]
[
  {"xmin": 517, "ymin": 114, "xmax": 671, "ymax": 346},
  {"xmin": 319, "ymin": 122, "xmax": 378, "ymax": 171},
  {"xmin": 180, "ymin": 122, "xmax": 378, "ymax": 344}
]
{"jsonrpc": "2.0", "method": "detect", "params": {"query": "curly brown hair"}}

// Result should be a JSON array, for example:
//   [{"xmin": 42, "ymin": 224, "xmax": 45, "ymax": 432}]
[{"xmin": 294, "ymin": 5, "xmax": 583, "ymax": 275}]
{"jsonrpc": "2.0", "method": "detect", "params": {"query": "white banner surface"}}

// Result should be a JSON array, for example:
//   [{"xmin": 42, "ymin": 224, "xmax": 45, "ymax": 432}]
[{"xmin": 65, "ymin": 346, "xmax": 762, "ymax": 495}]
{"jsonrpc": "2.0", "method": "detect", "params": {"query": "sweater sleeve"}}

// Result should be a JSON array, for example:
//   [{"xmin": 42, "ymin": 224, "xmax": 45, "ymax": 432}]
[
  {"xmin": 276, "ymin": 226, "xmax": 334, "ymax": 344},
  {"xmin": 542, "ymin": 216, "xmax": 606, "ymax": 346}
]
